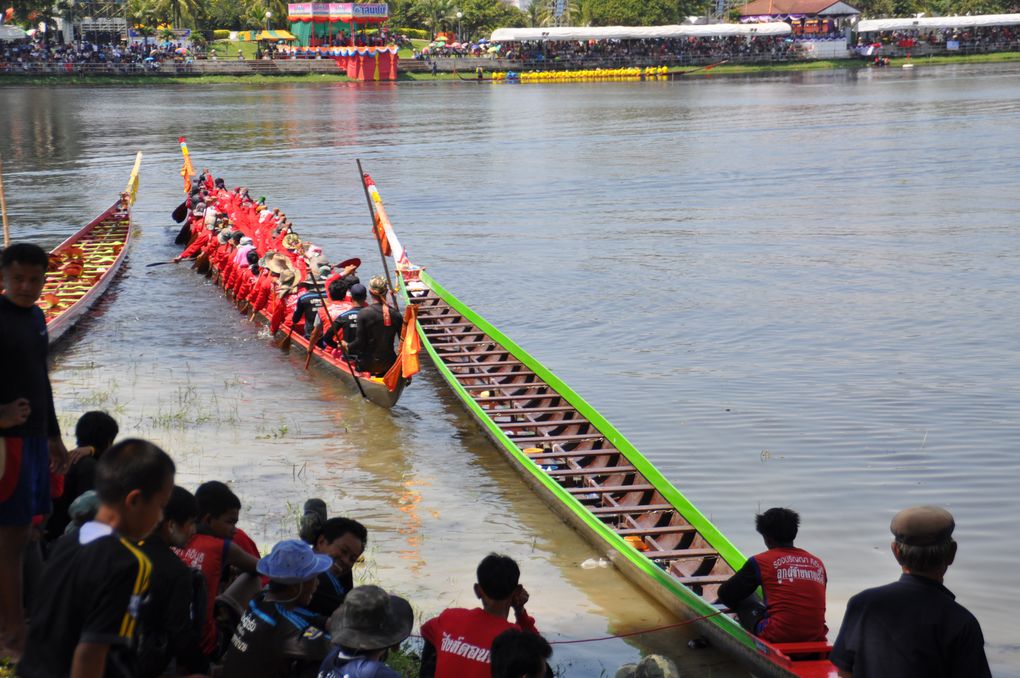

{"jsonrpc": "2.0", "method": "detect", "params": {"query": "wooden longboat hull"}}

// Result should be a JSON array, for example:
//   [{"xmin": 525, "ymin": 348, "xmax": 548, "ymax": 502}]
[
  {"xmin": 258, "ymin": 310, "xmax": 406, "ymax": 409},
  {"xmin": 183, "ymin": 266, "xmax": 405, "ymax": 409},
  {"xmin": 361, "ymin": 174, "xmax": 836, "ymax": 677},
  {"xmin": 41, "ymin": 153, "xmax": 141, "ymax": 345}
]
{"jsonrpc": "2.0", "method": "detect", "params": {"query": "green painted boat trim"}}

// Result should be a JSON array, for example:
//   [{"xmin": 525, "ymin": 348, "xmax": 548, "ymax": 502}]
[{"xmin": 410, "ymin": 269, "xmax": 760, "ymax": 654}]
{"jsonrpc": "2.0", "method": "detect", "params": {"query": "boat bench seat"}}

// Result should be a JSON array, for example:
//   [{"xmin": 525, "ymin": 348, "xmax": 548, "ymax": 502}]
[
  {"xmin": 772, "ymin": 641, "xmax": 833, "ymax": 656},
  {"xmin": 589, "ymin": 503, "xmax": 673, "ymax": 515},
  {"xmin": 511, "ymin": 433, "xmax": 605, "ymax": 442},
  {"xmin": 615, "ymin": 525, "xmax": 697, "ymax": 536},
  {"xmin": 546, "ymin": 465, "xmax": 637, "ymax": 477},
  {"xmin": 643, "ymin": 548, "xmax": 717, "ymax": 560},
  {"xmin": 567, "ymin": 484, "xmax": 654, "ymax": 494},
  {"xmin": 454, "ymin": 369, "xmax": 536, "ymax": 379}
]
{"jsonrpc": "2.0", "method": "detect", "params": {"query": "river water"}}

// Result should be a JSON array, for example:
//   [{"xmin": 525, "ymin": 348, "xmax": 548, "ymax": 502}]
[{"xmin": 2, "ymin": 62, "xmax": 1019, "ymax": 675}]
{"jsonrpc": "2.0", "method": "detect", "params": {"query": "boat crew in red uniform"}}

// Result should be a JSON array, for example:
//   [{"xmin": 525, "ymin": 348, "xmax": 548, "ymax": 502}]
[{"xmin": 717, "ymin": 507, "xmax": 827, "ymax": 643}]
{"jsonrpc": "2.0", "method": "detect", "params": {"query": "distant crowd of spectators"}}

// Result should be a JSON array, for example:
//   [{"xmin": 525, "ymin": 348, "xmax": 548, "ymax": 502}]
[
  {"xmin": 0, "ymin": 38, "xmax": 196, "ymax": 72},
  {"xmin": 861, "ymin": 24, "xmax": 1020, "ymax": 52}
]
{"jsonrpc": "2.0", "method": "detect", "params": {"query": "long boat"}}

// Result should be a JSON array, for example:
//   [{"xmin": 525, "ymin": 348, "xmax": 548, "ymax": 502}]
[
  {"xmin": 172, "ymin": 148, "xmax": 405, "ymax": 408},
  {"xmin": 39, "ymin": 152, "xmax": 141, "ymax": 345},
  {"xmin": 362, "ymin": 170, "xmax": 838, "ymax": 678}
]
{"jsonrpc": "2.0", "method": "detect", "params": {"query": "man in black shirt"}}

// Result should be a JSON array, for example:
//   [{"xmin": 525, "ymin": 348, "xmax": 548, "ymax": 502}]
[
  {"xmin": 0, "ymin": 243, "xmax": 69, "ymax": 657},
  {"xmin": 344, "ymin": 276, "xmax": 402, "ymax": 376},
  {"xmin": 45, "ymin": 411, "xmax": 119, "ymax": 543},
  {"xmin": 219, "ymin": 539, "xmax": 332, "ymax": 678},
  {"xmin": 830, "ymin": 506, "xmax": 991, "ymax": 678},
  {"xmin": 18, "ymin": 439, "xmax": 175, "ymax": 678},
  {"xmin": 305, "ymin": 517, "xmax": 368, "ymax": 618},
  {"xmin": 137, "ymin": 486, "xmax": 208, "ymax": 677},
  {"xmin": 323, "ymin": 283, "xmax": 367, "ymax": 350}
]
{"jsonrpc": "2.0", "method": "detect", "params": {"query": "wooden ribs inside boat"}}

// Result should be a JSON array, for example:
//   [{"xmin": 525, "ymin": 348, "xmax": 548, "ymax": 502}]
[{"xmin": 410, "ymin": 288, "xmax": 736, "ymax": 599}]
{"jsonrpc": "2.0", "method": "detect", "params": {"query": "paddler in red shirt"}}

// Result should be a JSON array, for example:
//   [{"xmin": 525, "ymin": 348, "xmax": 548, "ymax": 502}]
[
  {"xmin": 420, "ymin": 554, "xmax": 541, "ymax": 678},
  {"xmin": 717, "ymin": 507, "xmax": 827, "ymax": 644}
]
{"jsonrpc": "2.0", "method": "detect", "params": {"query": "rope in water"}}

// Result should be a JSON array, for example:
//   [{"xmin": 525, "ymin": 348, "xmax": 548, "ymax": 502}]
[{"xmin": 408, "ymin": 610, "xmax": 724, "ymax": 646}]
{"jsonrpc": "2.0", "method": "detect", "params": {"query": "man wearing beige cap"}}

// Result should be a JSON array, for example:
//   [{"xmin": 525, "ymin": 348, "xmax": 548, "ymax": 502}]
[{"xmin": 829, "ymin": 506, "xmax": 990, "ymax": 677}]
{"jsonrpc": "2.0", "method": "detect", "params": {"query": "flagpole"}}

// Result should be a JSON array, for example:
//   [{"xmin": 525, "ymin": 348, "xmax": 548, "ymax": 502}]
[{"xmin": 0, "ymin": 153, "xmax": 10, "ymax": 248}]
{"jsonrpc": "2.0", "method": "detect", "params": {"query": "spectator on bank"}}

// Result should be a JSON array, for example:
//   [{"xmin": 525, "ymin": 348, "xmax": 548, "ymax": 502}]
[
  {"xmin": 318, "ymin": 585, "xmax": 414, "ymax": 678},
  {"xmin": 717, "ymin": 507, "xmax": 827, "ymax": 643},
  {"xmin": 491, "ymin": 629, "xmax": 553, "ymax": 678},
  {"xmin": 17, "ymin": 439, "xmax": 175, "ymax": 677},
  {"xmin": 420, "ymin": 554, "xmax": 540, "ymax": 678},
  {"xmin": 829, "ymin": 506, "xmax": 991, "ymax": 677},
  {"xmin": 0, "ymin": 243, "xmax": 69, "ymax": 659}
]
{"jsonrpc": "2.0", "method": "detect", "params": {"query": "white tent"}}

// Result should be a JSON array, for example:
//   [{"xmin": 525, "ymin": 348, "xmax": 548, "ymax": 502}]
[
  {"xmin": 490, "ymin": 23, "xmax": 792, "ymax": 42},
  {"xmin": 857, "ymin": 13, "xmax": 1020, "ymax": 32},
  {"xmin": 0, "ymin": 24, "xmax": 29, "ymax": 40}
]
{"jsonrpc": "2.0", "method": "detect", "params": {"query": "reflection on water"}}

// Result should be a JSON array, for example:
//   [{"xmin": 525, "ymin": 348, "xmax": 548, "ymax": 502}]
[{"xmin": 3, "ymin": 62, "xmax": 1020, "ymax": 675}]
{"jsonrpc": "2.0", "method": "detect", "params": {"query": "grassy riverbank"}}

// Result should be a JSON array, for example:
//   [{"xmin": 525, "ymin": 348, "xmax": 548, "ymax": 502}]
[{"xmin": 2, "ymin": 50, "xmax": 1019, "ymax": 86}]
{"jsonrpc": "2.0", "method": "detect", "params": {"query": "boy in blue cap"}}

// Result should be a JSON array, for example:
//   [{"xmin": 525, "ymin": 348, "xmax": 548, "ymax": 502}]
[{"xmin": 219, "ymin": 539, "xmax": 333, "ymax": 678}]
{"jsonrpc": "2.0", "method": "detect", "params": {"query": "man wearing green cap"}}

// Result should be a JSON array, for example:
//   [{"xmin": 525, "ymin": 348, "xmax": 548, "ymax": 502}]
[{"xmin": 829, "ymin": 506, "xmax": 990, "ymax": 677}]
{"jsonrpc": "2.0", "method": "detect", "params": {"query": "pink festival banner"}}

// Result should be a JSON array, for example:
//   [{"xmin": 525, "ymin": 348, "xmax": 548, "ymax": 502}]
[{"xmin": 288, "ymin": 3, "xmax": 389, "ymax": 21}]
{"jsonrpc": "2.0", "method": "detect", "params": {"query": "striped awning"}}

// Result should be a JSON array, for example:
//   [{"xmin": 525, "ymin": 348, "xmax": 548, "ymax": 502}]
[{"xmin": 237, "ymin": 29, "xmax": 297, "ymax": 41}]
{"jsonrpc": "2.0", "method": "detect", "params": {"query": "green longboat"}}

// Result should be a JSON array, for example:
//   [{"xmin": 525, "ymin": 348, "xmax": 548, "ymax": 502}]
[{"xmin": 362, "ymin": 171, "xmax": 838, "ymax": 678}]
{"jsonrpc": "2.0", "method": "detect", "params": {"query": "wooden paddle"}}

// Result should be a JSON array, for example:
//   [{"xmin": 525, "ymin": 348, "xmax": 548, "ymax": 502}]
[
  {"xmin": 304, "ymin": 323, "xmax": 323, "ymax": 370},
  {"xmin": 146, "ymin": 260, "xmax": 179, "ymax": 267},
  {"xmin": 174, "ymin": 219, "xmax": 192, "ymax": 245},
  {"xmin": 276, "ymin": 324, "xmax": 296, "ymax": 350},
  {"xmin": 171, "ymin": 200, "xmax": 188, "ymax": 223}
]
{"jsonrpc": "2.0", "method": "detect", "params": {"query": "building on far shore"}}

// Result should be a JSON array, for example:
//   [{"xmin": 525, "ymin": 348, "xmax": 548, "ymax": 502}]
[{"xmin": 736, "ymin": 0, "xmax": 859, "ymax": 37}]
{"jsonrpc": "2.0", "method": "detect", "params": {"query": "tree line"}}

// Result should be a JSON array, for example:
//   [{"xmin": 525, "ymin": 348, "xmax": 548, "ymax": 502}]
[{"xmin": 7, "ymin": 0, "xmax": 1019, "ymax": 43}]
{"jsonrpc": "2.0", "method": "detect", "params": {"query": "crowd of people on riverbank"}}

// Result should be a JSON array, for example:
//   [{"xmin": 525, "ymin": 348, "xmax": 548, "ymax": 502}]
[
  {"xmin": 0, "ymin": 172, "xmax": 995, "ymax": 677},
  {"xmin": 861, "ymin": 23, "xmax": 1020, "ymax": 51},
  {"xmin": 0, "ymin": 38, "xmax": 192, "ymax": 72}
]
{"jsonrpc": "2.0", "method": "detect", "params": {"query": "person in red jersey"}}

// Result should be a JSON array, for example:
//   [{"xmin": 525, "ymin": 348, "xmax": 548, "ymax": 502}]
[
  {"xmin": 173, "ymin": 481, "xmax": 259, "ymax": 659},
  {"xmin": 420, "ymin": 554, "xmax": 540, "ymax": 678},
  {"xmin": 717, "ymin": 507, "xmax": 827, "ymax": 643}
]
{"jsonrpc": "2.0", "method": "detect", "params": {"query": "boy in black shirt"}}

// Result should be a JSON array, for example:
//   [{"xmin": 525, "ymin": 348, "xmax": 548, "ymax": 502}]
[
  {"xmin": 1, "ymin": 243, "xmax": 69, "ymax": 657},
  {"xmin": 18, "ymin": 438, "xmax": 175, "ymax": 678},
  {"xmin": 46, "ymin": 411, "xmax": 120, "ymax": 543},
  {"xmin": 137, "ymin": 486, "xmax": 208, "ymax": 678}
]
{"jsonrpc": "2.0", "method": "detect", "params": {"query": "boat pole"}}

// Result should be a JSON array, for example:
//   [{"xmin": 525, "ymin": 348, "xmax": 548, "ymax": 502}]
[
  {"xmin": 305, "ymin": 264, "xmax": 367, "ymax": 399},
  {"xmin": 0, "ymin": 154, "xmax": 10, "ymax": 248},
  {"xmin": 355, "ymin": 159, "xmax": 401, "ymax": 311}
]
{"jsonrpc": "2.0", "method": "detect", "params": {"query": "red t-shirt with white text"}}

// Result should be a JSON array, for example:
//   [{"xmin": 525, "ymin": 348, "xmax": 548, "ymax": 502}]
[{"xmin": 420, "ymin": 607, "xmax": 539, "ymax": 678}]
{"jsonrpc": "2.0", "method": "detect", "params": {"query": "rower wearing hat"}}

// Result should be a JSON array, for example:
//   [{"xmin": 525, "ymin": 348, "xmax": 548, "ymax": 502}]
[
  {"xmin": 219, "ymin": 540, "xmax": 333, "ymax": 678},
  {"xmin": 317, "ymin": 585, "xmax": 413, "ymax": 678},
  {"xmin": 344, "ymin": 276, "xmax": 402, "ymax": 377},
  {"xmin": 830, "ymin": 506, "xmax": 990, "ymax": 678}
]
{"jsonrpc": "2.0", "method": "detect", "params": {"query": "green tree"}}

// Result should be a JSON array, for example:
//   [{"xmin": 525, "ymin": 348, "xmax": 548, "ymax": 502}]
[
  {"xmin": 457, "ymin": 0, "xmax": 526, "ymax": 39},
  {"xmin": 415, "ymin": 0, "xmax": 457, "ymax": 35}
]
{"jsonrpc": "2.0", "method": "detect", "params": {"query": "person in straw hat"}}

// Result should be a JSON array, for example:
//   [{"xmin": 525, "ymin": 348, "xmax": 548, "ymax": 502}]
[
  {"xmin": 318, "ymin": 585, "xmax": 413, "ymax": 678},
  {"xmin": 219, "ymin": 539, "xmax": 333, "ymax": 678},
  {"xmin": 829, "ymin": 506, "xmax": 990, "ymax": 678},
  {"xmin": 343, "ymin": 275, "xmax": 402, "ymax": 376}
]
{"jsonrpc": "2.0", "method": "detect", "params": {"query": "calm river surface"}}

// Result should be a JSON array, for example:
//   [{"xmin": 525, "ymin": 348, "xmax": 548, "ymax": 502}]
[{"xmin": 2, "ymin": 62, "xmax": 1019, "ymax": 675}]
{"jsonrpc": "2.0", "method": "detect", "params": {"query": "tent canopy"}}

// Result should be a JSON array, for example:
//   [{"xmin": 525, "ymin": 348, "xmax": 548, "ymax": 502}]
[
  {"xmin": 0, "ymin": 24, "xmax": 29, "ymax": 40},
  {"xmin": 238, "ymin": 29, "xmax": 297, "ymax": 41},
  {"xmin": 490, "ymin": 23, "xmax": 792, "ymax": 42},
  {"xmin": 857, "ymin": 13, "xmax": 1020, "ymax": 32}
]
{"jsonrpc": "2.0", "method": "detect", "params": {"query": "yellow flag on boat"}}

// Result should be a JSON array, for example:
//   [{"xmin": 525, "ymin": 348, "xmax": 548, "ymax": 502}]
[
  {"xmin": 179, "ymin": 136, "xmax": 195, "ymax": 193},
  {"xmin": 384, "ymin": 303, "xmax": 421, "ymax": 391}
]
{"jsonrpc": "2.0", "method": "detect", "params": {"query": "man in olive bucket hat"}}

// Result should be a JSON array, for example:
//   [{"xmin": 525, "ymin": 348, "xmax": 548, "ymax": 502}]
[
  {"xmin": 318, "ymin": 585, "xmax": 413, "ymax": 678},
  {"xmin": 344, "ymin": 276, "xmax": 402, "ymax": 376},
  {"xmin": 219, "ymin": 540, "xmax": 333, "ymax": 678},
  {"xmin": 830, "ymin": 506, "xmax": 991, "ymax": 678}
]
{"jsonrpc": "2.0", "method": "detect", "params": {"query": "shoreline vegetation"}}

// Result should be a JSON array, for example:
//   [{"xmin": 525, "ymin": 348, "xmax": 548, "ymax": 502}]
[{"xmin": 2, "ymin": 51, "xmax": 1019, "ymax": 86}]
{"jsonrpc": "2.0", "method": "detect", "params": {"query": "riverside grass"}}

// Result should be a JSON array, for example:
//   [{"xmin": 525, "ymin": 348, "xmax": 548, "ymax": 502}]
[{"xmin": 1, "ymin": 51, "xmax": 1019, "ymax": 86}]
